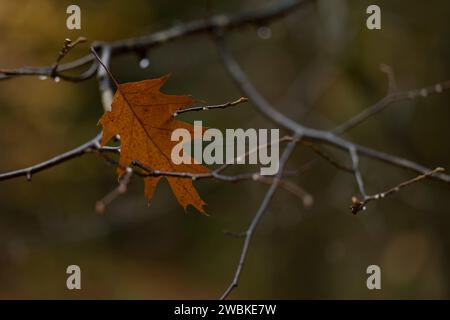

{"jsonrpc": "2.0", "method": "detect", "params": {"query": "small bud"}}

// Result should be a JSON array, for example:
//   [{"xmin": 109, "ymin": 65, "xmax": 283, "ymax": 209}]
[
  {"xmin": 95, "ymin": 201, "xmax": 105, "ymax": 214},
  {"xmin": 303, "ymin": 195, "xmax": 314, "ymax": 208}
]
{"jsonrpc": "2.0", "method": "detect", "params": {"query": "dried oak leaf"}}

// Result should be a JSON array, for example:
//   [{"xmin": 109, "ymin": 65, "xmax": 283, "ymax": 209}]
[{"xmin": 99, "ymin": 75, "xmax": 208, "ymax": 214}]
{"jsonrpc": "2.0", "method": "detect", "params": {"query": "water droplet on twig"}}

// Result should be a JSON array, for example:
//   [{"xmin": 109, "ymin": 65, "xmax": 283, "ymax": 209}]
[
  {"xmin": 420, "ymin": 88, "xmax": 428, "ymax": 97},
  {"xmin": 139, "ymin": 58, "xmax": 150, "ymax": 69},
  {"xmin": 257, "ymin": 26, "xmax": 272, "ymax": 39}
]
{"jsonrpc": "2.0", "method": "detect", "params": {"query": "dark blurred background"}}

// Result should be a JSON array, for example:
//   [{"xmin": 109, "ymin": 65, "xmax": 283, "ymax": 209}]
[{"xmin": 0, "ymin": 0, "xmax": 449, "ymax": 299}]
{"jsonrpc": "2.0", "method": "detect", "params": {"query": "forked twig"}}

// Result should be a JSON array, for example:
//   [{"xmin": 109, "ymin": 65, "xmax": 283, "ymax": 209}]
[
  {"xmin": 220, "ymin": 134, "xmax": 301, "ymax": 300},
  {"xmin": 51, "ymin": 37, "xmax": 87, "ymax": 78},
  {"xmin": 350, "ymin": 167, "xmax": 445, "ymax": 214}
]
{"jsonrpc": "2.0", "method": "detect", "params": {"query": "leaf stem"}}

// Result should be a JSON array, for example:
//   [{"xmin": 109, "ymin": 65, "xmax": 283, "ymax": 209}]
[{"xmin": 90, "ymin": 47, "xmax": 120, "ymax": 89}]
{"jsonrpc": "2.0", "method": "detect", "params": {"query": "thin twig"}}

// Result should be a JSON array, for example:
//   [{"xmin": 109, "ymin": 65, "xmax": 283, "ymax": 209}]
[
  {"xmin": 0, "ymin": 133, "xmax": 102, "ymax": 182},
  {"xmin": 349, "ymin": 146, "xmax": 367, "ymax": 198},
  {"xmin": 90, "ymin": 47, "xmax": 120, "ymax": 89},
  {"xmin": 131, "ymin": 160, "xmax": 296, "ymax": 183},
  {"xmin": 51, "ymin": 37, "xmax": 87, "ymax": 78},
  {"xmin": 350, "ymin": 167, "xmax": 445, "ymax": 214},
  {"xmin": 95, "ymin": 45, "xmax": 114, "ymax": 112},
  {"xmin": 220, "ymin": 133, "xmax": 301, "ymax": 300},
  {"xmin": 174, "ymin": 97, "xmax": 248, "ymax": 116},
  {"xmin": 333, "ymin": 64, "xmax": 450, "ymax": 135},
  {"xmin": 0, "ymin": 0, "xmax": 311, "ymax": 82},
  {"xmin": 300, "ymin": 141, "xmax": 353, "ymax": 173},
  {"xmin": 257, "ymin": 176, "xmax": 314, "ymax": 208},
  {"xmin": 0, "ymin": 0, "xmax": 448, "ymax": 301},
  {"xmin": 380, "ymin": 64, "xmax": 397, "ymax": 94},
  {"xmin": 215, "ymin": 36, "xmax": 450, "ymax": 184},
  {"xmin": 215, "ymin": 35, "xmax": 450, "ymax": 297},
  {"xmin": 96, "ymin": 167, "xmax": 133, "ymax": 214}
]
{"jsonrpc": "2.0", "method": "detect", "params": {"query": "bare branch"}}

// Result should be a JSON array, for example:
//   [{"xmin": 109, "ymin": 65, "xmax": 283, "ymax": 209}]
[
  {"xmin": 131, "ymin": 160, "xmax": 296, "ymax": 184},
  {"xmin": 95, "ymin": 45, "xmax": 113, "ymax": 112},
  {"xmin": 96, "ymin": 167, "xmax": 133, "ymax": 214},
  {"xmin": 333, "ymin": 65, "xmax": 450, "ymax": 135},
  {"xmin": 300, "ymin": 140, "xmax": 353, "ymax": 173},
  {"xmin": 0, "ymin": 0, "xmax": 448, "ymax": 300},
  {"xmin": 220, "ymin": 133, "xmax": 301, "ymax": 300},
  {"xmin": 0, "ymin": 54, "xmax": 96, "ymax": 82},
  {"xmin": 0, "ymin": 0, "xmax": 312, "ymax": 82},
  {"xmin": 213, "ymin": 32, "xmax": 449, "ymax": 297},
  {"xmin": 104, "ymin": 0, "xmax": 312, "ymax": 54},
  {"xmin": 380, "ymin": 63, "xmax": 397, "ymax": 94},
  {"xmin": 173, "ymin": 97, "xmax": 248, "ymax": 116},
  {"xmin": 351, "ymin": 167, "xmax": 445, "ymax": 214},
  {"xmin": 0, "ymin": 133, "xmax": 102, "ymax": 182},
  {"xmin": 215, "ymin": 36, "xmax": 450, "ymax": 184},
  {"xmin": 257, "ymin": 176, "xmax": 314, "ymax": 208},
  {"xmin": 349, "ymin": 146, "xmax": 367, "ymax": 198},
  {"xmin": 51, "ymin": 37, "xmax": 87, "ymax": 79}
]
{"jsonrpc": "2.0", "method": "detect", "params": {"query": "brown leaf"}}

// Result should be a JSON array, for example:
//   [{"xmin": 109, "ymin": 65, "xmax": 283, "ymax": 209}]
[{"xmin": 99, "ymin": 75, "xmax": 208, "ymax": 214}]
